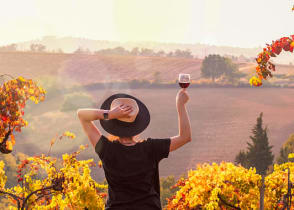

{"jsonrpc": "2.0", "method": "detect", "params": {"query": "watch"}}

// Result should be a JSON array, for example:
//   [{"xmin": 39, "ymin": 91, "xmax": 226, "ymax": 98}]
[{"xmin": 103, "ymin": 110, "xmax": 109, "ymax": 120}]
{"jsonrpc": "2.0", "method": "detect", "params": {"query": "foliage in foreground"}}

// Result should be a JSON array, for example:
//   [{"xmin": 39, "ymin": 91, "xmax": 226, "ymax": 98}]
[
  {"xmin": 0, "ymin": 76, "xmax": 108, "ymax": 209},
  {"xmin": 0, "ymin": 75, "xmax": 46, "ymax": 153},
  {"xmin": 160, "ymin": 175, "xmax": 181, "ymax": 208},
  {"xmin": 0, "ymin": 132, "xmax": 107, "ymax": 209},
  {"xmin": 166, "ymin": 161, "xmax": 294, "ymax": 210},
  {"xmin": 166, "ymin": 162, "xmax": 260, "ymax": 209}
]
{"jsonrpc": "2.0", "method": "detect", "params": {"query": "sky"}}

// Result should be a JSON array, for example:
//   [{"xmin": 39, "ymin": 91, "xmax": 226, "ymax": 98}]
[{"xmin": 0, "ymin": 0, "xmax": 293, "ymax": 48}]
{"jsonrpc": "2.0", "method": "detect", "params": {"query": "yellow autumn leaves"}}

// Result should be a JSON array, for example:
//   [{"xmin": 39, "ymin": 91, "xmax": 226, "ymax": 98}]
[
  {"xmin": 166, "ymin": 161, "xmax": 294, "ymax": 209},
  {"xmin": 0, "ymin": 131, "xmax": 107, "ymax": 209},
  {"xmin": 167, "ymin": 162, "xmax": 261, "ymax": 209},
  {"xmin": 249, "ymin": 76, "xmax": 262, "ymax": 87},
  {"xmin": 50, "ymin": 131, "xmax": 76, "ymax": 146}
]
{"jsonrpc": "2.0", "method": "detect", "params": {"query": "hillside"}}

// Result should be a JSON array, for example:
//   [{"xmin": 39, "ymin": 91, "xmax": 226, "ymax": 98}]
[
  {"xmin": 0, "ymin": 51, "xmax": 202, "ymax": 85},
  {"xmin": 2, "ymin": 51, "xmax": 294, "ymax": 89}
]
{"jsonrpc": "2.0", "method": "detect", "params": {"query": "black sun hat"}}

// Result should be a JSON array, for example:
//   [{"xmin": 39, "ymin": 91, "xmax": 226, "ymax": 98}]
[{"xmin": 100, "ymin": 93, "xmax": 150, "ymax": 137}]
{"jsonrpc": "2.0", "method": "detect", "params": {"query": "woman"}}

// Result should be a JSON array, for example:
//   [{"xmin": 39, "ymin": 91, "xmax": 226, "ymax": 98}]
[{"xmin": 77, "ymin": 89, "xmax": 191, "ymax": 210}]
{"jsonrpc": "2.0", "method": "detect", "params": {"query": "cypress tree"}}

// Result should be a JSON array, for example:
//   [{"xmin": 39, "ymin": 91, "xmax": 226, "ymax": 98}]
[
  {"xmin": 235, "ymin": 112, "xmax": 274, "ymax": 175},
  {"xmin": 235, "ymin": 112, "xmax": 274, "ymax": 210}
]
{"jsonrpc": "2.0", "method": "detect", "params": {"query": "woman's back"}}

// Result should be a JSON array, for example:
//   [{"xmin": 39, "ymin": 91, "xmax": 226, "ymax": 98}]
[{"xmin": 96, "ymin": 135, "xmax": 170, "ymax": 209}]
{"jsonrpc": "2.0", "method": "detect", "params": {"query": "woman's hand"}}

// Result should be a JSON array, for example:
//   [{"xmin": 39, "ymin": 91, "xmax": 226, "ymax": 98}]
[
  {"xmin": 176, "ymin": 89, "xmax": 189, "ymax": 107},
  {"xmin": 108, "ymin": 104, "xmax": 133, "ymax": 120}
]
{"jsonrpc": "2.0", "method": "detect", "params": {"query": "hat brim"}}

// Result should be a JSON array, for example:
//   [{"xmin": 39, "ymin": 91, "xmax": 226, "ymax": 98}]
[{"xmin": 100, "ymin": 93, "xmax": 150, "ymax": 137}]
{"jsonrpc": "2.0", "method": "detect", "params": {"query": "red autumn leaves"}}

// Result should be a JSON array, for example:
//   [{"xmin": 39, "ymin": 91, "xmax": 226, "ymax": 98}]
[
  {"xmin": 251, "ymin": 35, "xmax": 294, "ymax": 86},
  {"xmin": 270, "ymin": 36, "xmax": 294, "ymax": 55},
  {"xmin": 0, "ymin": 76, "xmax": 46, "ymax": 153},
  {"xmin": 16, "ymin": 159, "xmax": 30, "ymax": 183}
]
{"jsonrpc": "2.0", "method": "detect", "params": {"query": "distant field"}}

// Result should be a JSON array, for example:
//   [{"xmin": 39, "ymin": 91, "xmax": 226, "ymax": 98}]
[
  {"xmin": 12, "ymin": 87, "xmax": 294, "ymax": 181},
  {"xmin": 2, "ymin": 51, "xmax": 294, "ymax": 88},
  {"xmin": 0, "ymin": 52, "xmax": 203, "ymax": 84}
]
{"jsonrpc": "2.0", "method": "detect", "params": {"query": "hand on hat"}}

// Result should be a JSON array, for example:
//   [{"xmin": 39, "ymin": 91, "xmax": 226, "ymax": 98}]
[{"xmin": 109, "ymin": 104, "xmax": 133, "ymax": 120}]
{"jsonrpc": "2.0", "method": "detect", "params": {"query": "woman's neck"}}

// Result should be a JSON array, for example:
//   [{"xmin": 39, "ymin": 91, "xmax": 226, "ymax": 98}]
[{"xmin": 118, "ymin": 137, "xmax": 137, "ymax": 145}]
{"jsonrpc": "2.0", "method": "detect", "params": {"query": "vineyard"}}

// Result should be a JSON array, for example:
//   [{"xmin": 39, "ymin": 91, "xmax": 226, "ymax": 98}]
[{"xmin": 0, "ymin": 75, "xmax": 293, "ymax": 209}]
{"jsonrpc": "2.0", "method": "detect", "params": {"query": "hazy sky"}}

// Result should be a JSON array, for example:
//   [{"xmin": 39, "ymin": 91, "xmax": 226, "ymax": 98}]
[{"xmin": 0, "ymin": 0, "xmax": 293, "ymax": 47}]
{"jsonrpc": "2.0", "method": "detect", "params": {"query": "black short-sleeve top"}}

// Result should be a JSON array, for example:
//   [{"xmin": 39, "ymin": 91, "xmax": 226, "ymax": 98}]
[{"xmin": 95, "ymin": 135, "xmax": 171, "ymax": 210}]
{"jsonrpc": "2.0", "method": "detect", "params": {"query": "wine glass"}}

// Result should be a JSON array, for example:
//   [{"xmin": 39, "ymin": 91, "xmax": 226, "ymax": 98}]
[{"xmin": 178, "ymin": 73, "xmax": 190, "ymax": 88}]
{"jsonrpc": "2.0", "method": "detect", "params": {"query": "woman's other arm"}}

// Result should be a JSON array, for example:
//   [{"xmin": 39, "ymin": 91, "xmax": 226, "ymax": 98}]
[
  {"xmin": 77, "ymin": 109, "xmax": 106, "ymax": 148},
  {"xmin": 169, "ymin": 89, "xmax": 192, "ymax": 152}
]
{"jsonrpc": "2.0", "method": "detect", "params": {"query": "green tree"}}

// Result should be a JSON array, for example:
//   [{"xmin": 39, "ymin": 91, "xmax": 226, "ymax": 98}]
[
  {"xmin": 276, "ymin": 134, "xmax": 294, "ymax": 164},
  {"xmin": 235, "ymin": 112, "xmax": 274, "ymax": 209},
  {"xmin": 221, "ymin": 58, "xmax": 246, "ymax": 84},
  {"xmin": 112, "ymin": 47, "xmax": 129, "ymax": 55},
  {"xmin": 201, "ymin": 54, "xmax": 230, "ymax": 82},
  {"xmin": 234, "ymin": 150, "xmax": 249, "ymax": 168},
  {"xmin": 160, "ymin": 175, "xmax": 180, "ymax": 208},
  {"xmin": 61, "ymin": 92, "xmax": 95, "ymax": 112},
  {"xmin": 36, "ymin": 75, "xmax": 62, "ymax": 99},
  {"xmin": 156, "ymin": 50, "xmax": 166, "ymax": 57},
  {"xmin": 246, "ymin": 112, "xmax": 274, "ymax": 175},
  {"xmin": 140, "ymin": 48, "xmax": 155, "ymax": 56},
  {"xmin": 0, "ymin": 44, "xmax": 17, "ymax": 52},
  {"xmin": 30, "ymin": 43, "xmax": 46, "ymax": 52},
  {"xmin": 235, "ymin": 112, "xmax": 274, "ymax": 175},
  {"xmin": 174, "ymin": 49, "xmax": 193, "ymax": 58},
  {"xmin": 131, "ymin": 47, "xmax": 140, "ymax": 56}
]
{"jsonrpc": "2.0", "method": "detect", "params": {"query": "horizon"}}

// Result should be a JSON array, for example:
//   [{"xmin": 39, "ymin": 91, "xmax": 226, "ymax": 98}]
[
  {"xmin": 0, "ymin": 0, "xmax": 293, "ymax": 48},
  {"xmin": 8, "ymin": 35, "xmax": 265, "ymax": 49}
]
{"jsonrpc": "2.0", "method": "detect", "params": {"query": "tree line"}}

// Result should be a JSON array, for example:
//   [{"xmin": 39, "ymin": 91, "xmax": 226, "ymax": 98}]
[
  {"xmin": 0, "ymin": 43, "xmax": 62, "ymax": 53},
  {"xmin": 0, "ymin": 43, "xmax": 194, "ymax": 58},
  {"xmin": 0, "ymin": 43, "xmax": 255, "ymax": 64},
  {"xmin": 74, "ymin": 46, "xmax": 194, "ymax": 59}
]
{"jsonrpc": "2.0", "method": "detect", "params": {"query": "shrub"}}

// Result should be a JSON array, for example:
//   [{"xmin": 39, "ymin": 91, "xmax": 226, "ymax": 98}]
[{"xmin": 61, "ymin": 92, "xmax": 95, "ymax": 112}]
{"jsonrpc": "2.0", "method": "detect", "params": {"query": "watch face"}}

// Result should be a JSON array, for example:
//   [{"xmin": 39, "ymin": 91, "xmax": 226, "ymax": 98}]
[{"xmin": 104, "ymin": 112, "xmax": 109, "ymax": 120}]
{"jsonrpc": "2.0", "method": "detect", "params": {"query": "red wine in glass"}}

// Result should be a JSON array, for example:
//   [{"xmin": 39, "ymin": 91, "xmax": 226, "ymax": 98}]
[
  {"xmin": 178, "ymin": 74, "xmax": 190, "ymax": 88},
  {"xmin": 179, "ymin": 82, "xmax": 190, "ymax": 88}
]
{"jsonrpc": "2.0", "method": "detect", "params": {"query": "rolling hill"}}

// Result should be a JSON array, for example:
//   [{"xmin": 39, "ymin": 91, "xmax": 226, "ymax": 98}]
[
  {"xmin": 1, "ymin": 51, "xmax": 251, "ymax": 85},
  {"xmin": 0, "ymin": 51, "xmax": 204, "ymax": 86}
]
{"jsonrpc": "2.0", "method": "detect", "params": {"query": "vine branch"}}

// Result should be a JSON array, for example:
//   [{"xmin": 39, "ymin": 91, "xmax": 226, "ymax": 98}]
[{"xmin": 218, "ymin": 193, "xmax": 241, "ymax": 210}]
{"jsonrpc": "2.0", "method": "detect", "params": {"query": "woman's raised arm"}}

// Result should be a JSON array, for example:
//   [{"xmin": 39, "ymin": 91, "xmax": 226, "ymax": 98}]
[{"xmin": 169, "ymin": 89, "xmax": 192, "ymax": 152}]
